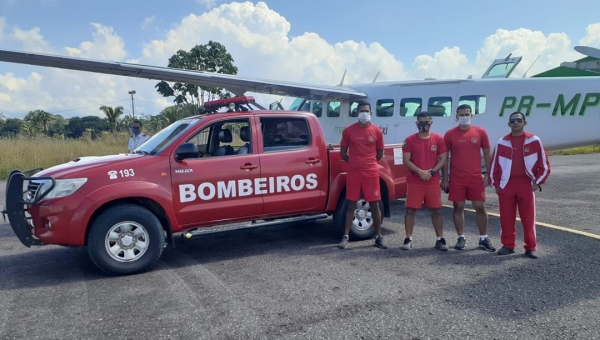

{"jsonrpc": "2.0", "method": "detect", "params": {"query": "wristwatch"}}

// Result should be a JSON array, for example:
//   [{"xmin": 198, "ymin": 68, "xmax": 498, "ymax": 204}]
[{"xmin": 429, "ymin": 169, "xmax": 436, "ymax": 176}]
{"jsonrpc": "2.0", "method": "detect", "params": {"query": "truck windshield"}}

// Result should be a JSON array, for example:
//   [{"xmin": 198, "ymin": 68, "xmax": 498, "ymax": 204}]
[{"xmin": 134, "ymin": 117, "xmax": 204, "ymax": 155}]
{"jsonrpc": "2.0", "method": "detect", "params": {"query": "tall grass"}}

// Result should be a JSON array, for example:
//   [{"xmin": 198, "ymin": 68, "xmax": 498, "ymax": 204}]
[
  {"xmin": 0, "ymin": 135, "xmax": 598, "ymax": 181},
  {"xmin": 548, "ymin": 144, "xmax": 600, "ymax": 155},
  {"xmin": 0, "ymin": 133, "xmax": 129, "ymax": 180}
]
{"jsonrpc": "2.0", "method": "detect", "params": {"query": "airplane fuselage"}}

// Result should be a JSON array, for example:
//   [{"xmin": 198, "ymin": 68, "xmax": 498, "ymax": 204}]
[{"xmin": 292, "ymin": 77, "xmax": 600, "ymax": 151}]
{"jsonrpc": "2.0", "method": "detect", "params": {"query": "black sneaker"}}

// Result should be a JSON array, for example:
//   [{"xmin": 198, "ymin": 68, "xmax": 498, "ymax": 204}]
[
  {"xmin": 374, "ymin": 235, "xmax": 388, "ymax": 249},
  {"xmin": 524, "ymin": 250, "xmax": 538, "ymax": 259},
  {"xmin": 435, "ymin": 238, "xmax": 449, "ymax": 251},
  {"xmin": 479, "ymin": 237, "xmax": 496, "ymax": 252},
  {"xmin": 454, "ymin": 236, "xmax": 466, "ymax": 250},
  {"xmin": 497, "ymin": 246, "xmax": 515, "ymax": 255},
  {"xmin": 338, "ymin": 235, "xmax": 349, "ymax": 249},
  {"xmin": 400, "ymin": 238, "xmax": 412, "ymax": 250}
]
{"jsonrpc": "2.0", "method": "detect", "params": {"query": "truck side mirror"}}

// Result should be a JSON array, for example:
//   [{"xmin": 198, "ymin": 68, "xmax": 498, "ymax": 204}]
[{"xmin": 175, "ymin": 143, "xmax": 200, "ymax": 161}]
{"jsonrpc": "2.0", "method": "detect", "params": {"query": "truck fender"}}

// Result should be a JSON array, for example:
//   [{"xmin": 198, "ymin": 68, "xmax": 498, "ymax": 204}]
[
  {"xmin": 325, "ymin": 173, "xmax": 346, "ymax": 212},
  {"xmin": 86, "ymin": 181, "xmax": 180, "ymax": 233}
]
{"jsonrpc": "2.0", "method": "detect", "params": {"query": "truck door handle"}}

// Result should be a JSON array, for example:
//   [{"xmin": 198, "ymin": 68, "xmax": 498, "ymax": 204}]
[
  {"xmin": 305, "ymin": 158, "xmax": 321, "ymax": 165},
  {"xmin": 240, "ymin": 164, "xmax": 258, "ymax": 170}
]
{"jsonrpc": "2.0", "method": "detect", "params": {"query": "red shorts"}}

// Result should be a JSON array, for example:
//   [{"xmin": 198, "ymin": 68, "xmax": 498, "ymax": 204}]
[
  {"xmin": 406, "ymin": 182, "xmax": 442, "ymax": 209},
  {"xmin": 448, "ymin": 177, "xmax": 486, "ymax": 202},
  {"xmin": 346, "ymin": 171, "xmax": 380, "ymax": 202}
]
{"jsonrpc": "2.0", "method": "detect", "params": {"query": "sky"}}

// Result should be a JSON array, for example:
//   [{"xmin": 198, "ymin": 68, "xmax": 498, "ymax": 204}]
[{"xmin": 0, "ymin": 0, "xmax": 599, "ymax": 119}]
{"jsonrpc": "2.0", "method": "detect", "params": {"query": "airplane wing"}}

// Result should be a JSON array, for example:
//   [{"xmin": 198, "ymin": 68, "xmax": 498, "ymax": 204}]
[{"xmin": 0, "ymin": 49, "xmax": 367, "ymax": 102}]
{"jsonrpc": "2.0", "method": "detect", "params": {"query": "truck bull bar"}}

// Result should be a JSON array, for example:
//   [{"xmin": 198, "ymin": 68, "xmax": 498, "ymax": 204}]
[{"xmin": 1, "ymin": 168, "xmax": 56, "ymax": 247}]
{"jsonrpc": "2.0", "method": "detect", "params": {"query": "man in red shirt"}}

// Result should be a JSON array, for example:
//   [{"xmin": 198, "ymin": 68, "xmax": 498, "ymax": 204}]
[
  {"xmin": 489, "ymin": 112, "xmax": 551, "ymax": 259},
  {"xmin": 400, "ymin": 111, "xmax": 448, "ymax": 251},
  {"xmin": 441, "ymin": 104, "xmax": 495, "ymax": 252},
  {"xmin": 337, "ymin": 101, "xmax": 386, "ymax": 249}
]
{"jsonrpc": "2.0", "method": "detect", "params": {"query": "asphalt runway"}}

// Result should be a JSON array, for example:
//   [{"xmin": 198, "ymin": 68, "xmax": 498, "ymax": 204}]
[{"xmin": 1, "ymin": 153, "xmax": 599, "ymax": 339}]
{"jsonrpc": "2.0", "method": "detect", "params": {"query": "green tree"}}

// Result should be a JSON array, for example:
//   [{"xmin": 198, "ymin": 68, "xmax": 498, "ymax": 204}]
[
  {"xmin": 155, "ymin": 41, "xmax": 238, "ymax": 107},
  {"xmin": 24, "ymin": 109, "xmax": 54, "ymax": 135},
  {"xmin": 159, "ymin": 104, "xmax": 199, "ymax": 125},
  {"xmin": 48, "ymin": 114, "xmax": 66, "ymax": 137},
  {"xmin": 99, "ymin": 105, "xmax": 124, "ymax": 132},
  {"xmin": 66, "ymin": 116, "xmax": 85, "ymax": 138},
  {"xmin": 1, "ymin": 118, "xmax": 23, "ymax": 137}
]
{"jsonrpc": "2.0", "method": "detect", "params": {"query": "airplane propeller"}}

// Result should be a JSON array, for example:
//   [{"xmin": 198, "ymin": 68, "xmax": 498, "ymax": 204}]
[{"xmin": 574, "ymin": 45, "xmax": 600, "ymax": 59}]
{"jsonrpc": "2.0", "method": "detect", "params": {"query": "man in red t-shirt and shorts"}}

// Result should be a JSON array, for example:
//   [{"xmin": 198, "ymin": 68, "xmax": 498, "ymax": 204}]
[
  {"xmin": 337, "ymin": 101, "xmax": 386, "ymax": 249},
  {"xmin": 441, "ymin": 104, "xmax": 496, "ymax": 252},
  {"xmin": 400, "ymin": 111, "xmax": 448, "ymax": 251}
]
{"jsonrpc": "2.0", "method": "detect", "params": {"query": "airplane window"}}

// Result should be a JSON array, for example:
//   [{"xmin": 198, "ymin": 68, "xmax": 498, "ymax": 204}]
[
  {"xmin": 327, "ymin": 101, "xmax": 341, "ymax": 117},
  {"xmin": 400, "ymin": 98, "xmax": 422, "ymax": 117},
  {"xmin": 312, "ymin": 101, "xmax": 323, "ymax": 117},
  {"xmin": 289, "ymin": 98, "xmax": 304, "ymax": 111},
  {"xmin": 428, "ymin": 97, "xmax": 452, "ymax": 117},
  {"xmin": 459, "ymin": 95, "xmax": 487, "ymax": 114},
  {"xmin": 299, "ymin": 101, "xmax": 311, "ymax": 112},
  {"xmin": 376, "ymin": 99, "xmax": 394, "ymax": 117},
  {"xmin": 348, "ymin": 101, "xmax": 360, "ymax": 117},
  {"xmin": 486, "ymin": 63, "xmax": 517, "ymax": 78}
]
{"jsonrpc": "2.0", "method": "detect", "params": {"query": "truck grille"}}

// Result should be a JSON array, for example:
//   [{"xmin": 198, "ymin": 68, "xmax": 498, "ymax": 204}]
[{"xmin": 26, "ymin": 181, "xmax": 42, "ymax": 202}]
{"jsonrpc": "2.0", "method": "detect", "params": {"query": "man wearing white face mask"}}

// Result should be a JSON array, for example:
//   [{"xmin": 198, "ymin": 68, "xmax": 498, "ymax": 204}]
[
  {"xmin": 337, "ymin": 101, "xmax": 386, "ymax": 249},
  {"xmin": 441, "ymin": 104, "xmax": 495, "ymax": 252}
]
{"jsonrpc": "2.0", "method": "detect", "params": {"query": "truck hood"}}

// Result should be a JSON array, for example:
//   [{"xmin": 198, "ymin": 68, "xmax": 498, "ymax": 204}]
[{"xmin": 34, "ymin": 153, "xmax": 144, "ymax": 178}]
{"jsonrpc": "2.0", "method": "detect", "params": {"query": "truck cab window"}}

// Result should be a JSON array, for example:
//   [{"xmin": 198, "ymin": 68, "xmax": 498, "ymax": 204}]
[
  {"xmin": 186, "ymin": 119, "xmax": 251, "ymax": 157},
  {"xmin": 260, "ymin": 117, "xmax": 310, "ymax": 152}
]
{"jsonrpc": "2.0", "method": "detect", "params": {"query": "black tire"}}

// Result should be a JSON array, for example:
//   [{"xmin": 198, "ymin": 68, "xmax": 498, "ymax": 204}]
[
  {"xmin": 87, "ymin": 204, "xmax": 165, "ymax": 275},
  {"xmin": 333, "ymin": 196, "xmax": 383, "ymax": 240}
]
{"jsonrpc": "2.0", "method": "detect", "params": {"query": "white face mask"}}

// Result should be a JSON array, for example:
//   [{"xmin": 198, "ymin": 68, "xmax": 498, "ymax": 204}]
[
  {"xmin": 458, "ymin": 116, "xmax": 471, "ymax": 126},
  {"xmin": 358, "ymin": 112, "xmax": 371, "ymax": 124}
]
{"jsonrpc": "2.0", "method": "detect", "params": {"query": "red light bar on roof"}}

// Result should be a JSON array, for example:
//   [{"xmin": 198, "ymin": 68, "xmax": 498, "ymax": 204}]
[
  {"xmin": 203, "ymin": 96, "xmax": 255, "ymax": 108},
  {"xmin": 201, "ymin": 95, "xmax": 264, "ymax": 113}
]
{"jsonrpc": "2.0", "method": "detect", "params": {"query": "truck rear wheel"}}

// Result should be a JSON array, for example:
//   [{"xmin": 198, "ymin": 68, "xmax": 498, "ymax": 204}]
[
  {"xmin": 87, "ymin": 204, "xmax": 165, "ymax": 275},
  {"xmin": 333, "ymin": 197, "xmax": 383, "ymax": 240}
]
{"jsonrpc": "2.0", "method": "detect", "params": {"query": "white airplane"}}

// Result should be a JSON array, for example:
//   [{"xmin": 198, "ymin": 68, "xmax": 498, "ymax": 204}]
[{"xmin": 0, "ymin": 46, "xmax": 599, "ymax": 151}]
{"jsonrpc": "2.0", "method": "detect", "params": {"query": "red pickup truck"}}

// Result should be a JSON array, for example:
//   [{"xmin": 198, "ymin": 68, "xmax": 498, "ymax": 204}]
[{"xmin": 2, "ymin": 107, "xmax": 407, "ymax": 275}]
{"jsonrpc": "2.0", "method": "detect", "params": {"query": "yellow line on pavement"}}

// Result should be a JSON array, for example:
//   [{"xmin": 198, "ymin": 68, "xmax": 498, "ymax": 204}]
[{"xmin": 442, "ymin": 204, "xmax": 600, "ymax": 240}]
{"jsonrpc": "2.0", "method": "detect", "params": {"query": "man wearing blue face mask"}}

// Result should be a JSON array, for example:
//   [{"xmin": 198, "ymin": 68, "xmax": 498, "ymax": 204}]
[
  {"xmin": 338, "ymin": 101, "xmax": 386, "ymax": 250},
  {"xmin": 128, "ymin": 120, "xmax": 150, "ymax": 153}
]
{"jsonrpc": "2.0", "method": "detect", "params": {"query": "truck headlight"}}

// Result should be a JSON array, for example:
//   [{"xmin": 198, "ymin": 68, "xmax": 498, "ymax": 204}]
[{"xmin": 38, "ymin": 178, "xmax": 88, "ymax": 200}]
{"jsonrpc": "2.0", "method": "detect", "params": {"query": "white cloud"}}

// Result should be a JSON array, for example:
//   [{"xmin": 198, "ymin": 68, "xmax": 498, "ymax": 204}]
[
  {"xmin": 198, "ymin": 0, "xmax": 219, "ymax": 9},
  {"xmin": 1, "ymin": 1, "xmax": 600, "ymax": 119},
  {"xmin": 12, "ymin": 26, "xmax": 52, "ymax": 53},
  {"xmin": 140, "ymin": 16, "xmax": 156, "ymax": 31},
  {"xmin": 579, "ymin": 23, "xmax": 600, "ymax": 48},
  {"xmin": 63, "ymin": 23, "xmax": 127, "ymax": 60}
]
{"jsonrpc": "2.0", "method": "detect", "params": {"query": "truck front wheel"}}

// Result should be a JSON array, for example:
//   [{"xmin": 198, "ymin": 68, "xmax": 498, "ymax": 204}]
[
  {"xmin": 87, "ymin": 205, "xmax": 165, "ymax": 275},
  {"xmin": 333, "ymin": 197, "xmax": 383, "ymax": 240}
]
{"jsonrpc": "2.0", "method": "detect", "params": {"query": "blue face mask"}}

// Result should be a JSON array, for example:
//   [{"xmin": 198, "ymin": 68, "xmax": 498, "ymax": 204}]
[{"xmin": 132, "ymin": 127, "xmax": 140, "ymax": 135}]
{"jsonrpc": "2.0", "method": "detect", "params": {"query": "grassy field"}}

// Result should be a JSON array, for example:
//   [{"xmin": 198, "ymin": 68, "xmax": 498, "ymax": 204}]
[
  {"xmin": 549, "ymin": 144, "xmax": 600, "ymax": 155},
  {"xmin": 0, "ymin": 133, "xmax": 129, "ymax": 180},
  {"xmin": 0, "ymin": 136, "xmax": 598, "ymax": 181}
]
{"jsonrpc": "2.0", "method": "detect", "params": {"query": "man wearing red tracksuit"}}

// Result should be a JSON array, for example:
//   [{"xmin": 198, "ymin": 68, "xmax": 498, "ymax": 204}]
[{"xmin": 489, "ymin": 112, "xmax": 551, "ymax": 259}]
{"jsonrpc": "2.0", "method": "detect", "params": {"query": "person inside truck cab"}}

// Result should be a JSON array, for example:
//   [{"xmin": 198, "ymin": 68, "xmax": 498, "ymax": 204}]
[
  {"xmin": 337, "ymin": 100, "xmax": 386, "ymax": 250},
  {"xmin": 128, "ymin": 120, "xmax": 150, "ymax": 153}
]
